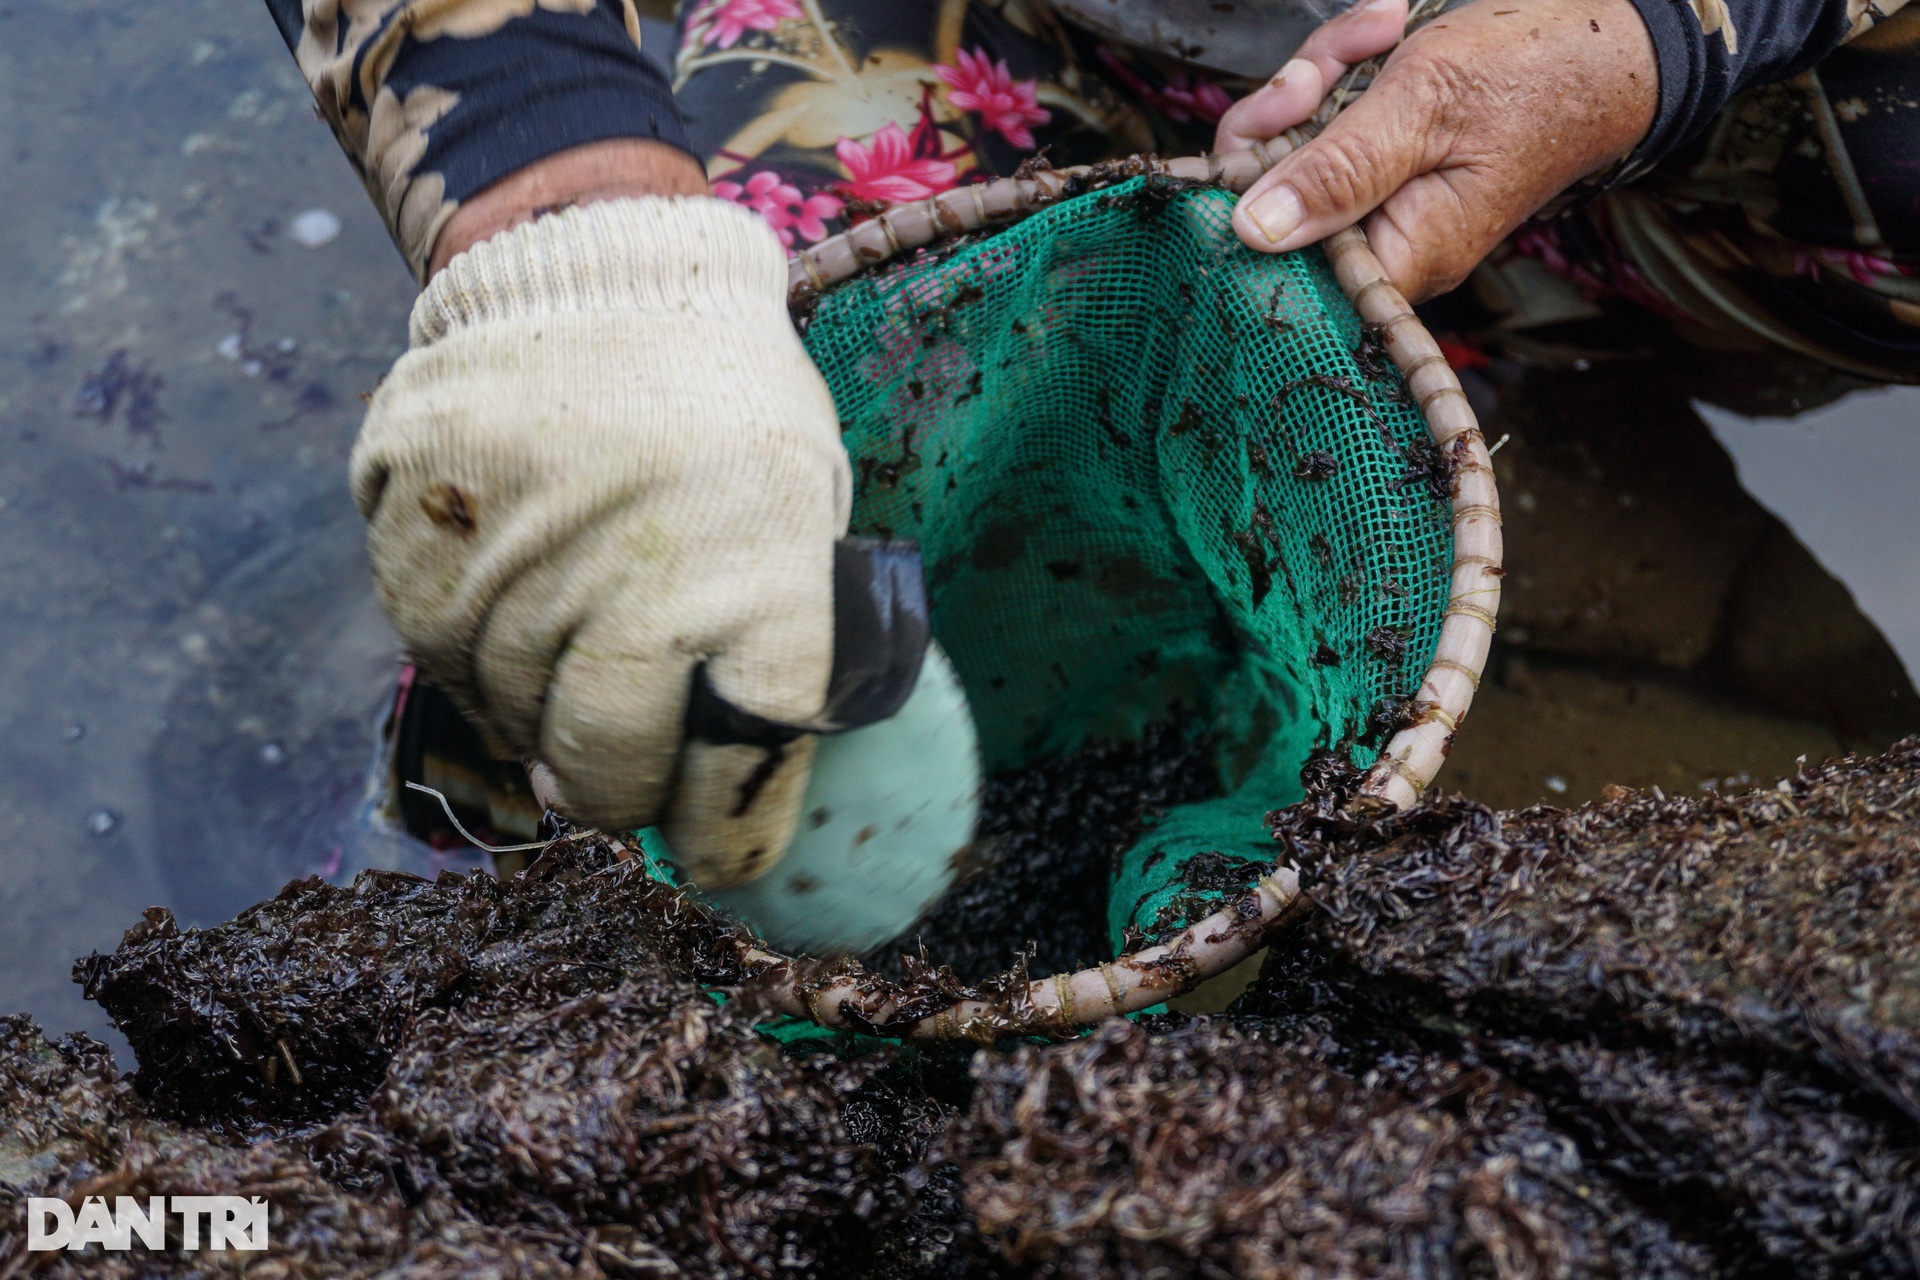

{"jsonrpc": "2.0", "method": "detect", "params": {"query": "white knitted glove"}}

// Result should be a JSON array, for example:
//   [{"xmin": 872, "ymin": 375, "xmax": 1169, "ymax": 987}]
[{"xmin": 351, "ymin": 197, "xmax": 851, "ymax": 888}]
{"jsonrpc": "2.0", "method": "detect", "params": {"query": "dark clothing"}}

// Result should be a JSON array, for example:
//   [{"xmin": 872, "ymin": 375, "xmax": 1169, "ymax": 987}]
[
  {"xmin": 261, "ymin": 0, "xmax": 691, "ymax": 279},
  {"xmin": 1623, "ymin": 0, "xmax": 1869, "ymax": 174}
]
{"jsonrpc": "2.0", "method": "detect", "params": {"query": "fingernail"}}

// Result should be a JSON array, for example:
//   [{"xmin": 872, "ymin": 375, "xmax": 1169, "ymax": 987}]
[{"xmin": 1245, "ymin": 184, "xmax": 1304, "ymax": 246}]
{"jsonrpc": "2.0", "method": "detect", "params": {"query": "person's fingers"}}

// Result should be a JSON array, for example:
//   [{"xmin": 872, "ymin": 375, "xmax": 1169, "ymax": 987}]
[
  {"xmin": 1292, "ymin": 0, "xmax": 1410, "ymax": 84},
  {"xmin": 527, "ymin": 760, "xmax": 563, "ymax": 813},
  {"xmin": 660, "ymin": 594, "xmax": 834, "ymax": 888},
  {"xmin": 1215, "ymin": 0, "xmax": 1409, "ymax": 153},
  {"xmin": 663, "ymin": 735, "xmax": 817, "ymax": 890},
  {"xmin": 1361, "ymin": 171, "xmax": 1483, "ymax": 302},
  {"xmin": 530, "ymin": 608, "xmax": 696, "ymax": 837},
  {"xmin": 1231, "ymin": 69, "xmax": 1451, "ymax": 255},
  {"xmin": 1216, "ymin": 59, "xmax": 1324, "ymax": 153}
]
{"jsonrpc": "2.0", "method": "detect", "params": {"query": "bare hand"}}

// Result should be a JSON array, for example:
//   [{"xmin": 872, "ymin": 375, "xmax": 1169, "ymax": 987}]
[{"xmin": 1218, "ymin": 0, "xmax": 1658, "ymax": 301}]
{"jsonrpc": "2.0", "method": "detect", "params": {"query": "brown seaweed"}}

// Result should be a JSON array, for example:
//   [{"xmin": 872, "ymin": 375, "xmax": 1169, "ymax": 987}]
[
  {"xmin": 1484, "ymin": 1037, "xmax": 1920, "ymax": 1278},
  {"xmin": 867, "ymin": 721, "xmax": 1219, "ymax": 984},
  {"xmin": 1247, "ymin": 736, "xmax": 1920, "ymax": 1276},
  {"xmin": 12, "ymin": 741, "xmax": 1920, "ymax": 1278},
  {"xmin": 0, "ymin": 1006, "xmax": 949, "ymax": 1279},
  {"xmin": 74, "ymin": 832, "xmax": 766, "ymax": 1128},
  {"xmin": 944, "ymin": 1016, "xmax": 1716, "ymax": 1279}
]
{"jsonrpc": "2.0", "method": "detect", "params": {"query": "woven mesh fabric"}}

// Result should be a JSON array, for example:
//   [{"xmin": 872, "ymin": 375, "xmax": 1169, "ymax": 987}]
[{"xmin": 800, "ymin": 177, "xmax": 1452, "ymax": 947}]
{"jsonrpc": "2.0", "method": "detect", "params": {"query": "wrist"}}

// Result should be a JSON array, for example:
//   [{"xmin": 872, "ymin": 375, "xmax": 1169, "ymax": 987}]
[
  {"xmin": 427, "ymin": 139, "xmax": 709, "ymax": 280},
  {"xmin": 411, "ymin": 196, "xmax": 791, "ymax": 347}
]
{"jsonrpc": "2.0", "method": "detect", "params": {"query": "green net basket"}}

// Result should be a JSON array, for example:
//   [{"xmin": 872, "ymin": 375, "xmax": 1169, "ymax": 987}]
[{"xmin": 745, "ymin": 147, "xmax": 1501, "ymax": 1038}]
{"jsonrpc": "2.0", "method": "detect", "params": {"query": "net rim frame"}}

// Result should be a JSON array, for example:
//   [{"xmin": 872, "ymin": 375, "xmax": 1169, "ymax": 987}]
[{"xmin": 762, "ymin": 142, "xmax": 1501, "ymax": 1039}]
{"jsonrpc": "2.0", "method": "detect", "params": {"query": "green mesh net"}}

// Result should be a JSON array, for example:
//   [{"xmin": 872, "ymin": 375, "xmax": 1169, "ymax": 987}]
[{"xmin": 798, "ymin": 177, "xmax": 1454, "ymax": 949}]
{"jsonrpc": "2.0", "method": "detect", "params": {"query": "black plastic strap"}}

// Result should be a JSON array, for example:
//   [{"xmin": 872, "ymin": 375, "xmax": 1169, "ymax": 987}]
[{"xmin": 683, "ymin": 539, "xmax": 932, "ymax": 749}]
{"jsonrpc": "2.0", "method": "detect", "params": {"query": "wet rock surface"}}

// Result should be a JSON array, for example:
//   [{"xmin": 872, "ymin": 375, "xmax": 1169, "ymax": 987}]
[{"xmin": 6, "ymin": 739, "xmax": 1919, "ymax": 1277}]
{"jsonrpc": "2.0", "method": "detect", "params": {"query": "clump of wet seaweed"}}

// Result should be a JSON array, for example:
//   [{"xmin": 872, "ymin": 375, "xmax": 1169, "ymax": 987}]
[
  {"xmin": 0, "ymin": 1013, "xmax": 737, "ymax": 1279},
  {"xmin": 1268, "ymin": 739, "xmax": 1920, "ymax": 1110},
  {"xmin": 76, "ymin": 832, "xmax": 765, "ymax": 1128},
  {"xmin": 17, "ymin": 916, "xmax": 965, "ymax": 1278},
  {"xmin": 944, "ymin": 1015, "xmax": 1714, "ymax": 1279},
  {"xmin": 10, "ymin": 740, "xmax": 1920, "ymax": 1278},
  {"xmin": 1245, "ymin": 736, "xmax": 1920, "ymax": 1277},
  {"xmin": 358, "ymin": 975, "xmax": 907, "ymax": 1278},
  {"xmin": 1485, "ymin": 1037, "xmax": 1920, "ymax": 1278}
]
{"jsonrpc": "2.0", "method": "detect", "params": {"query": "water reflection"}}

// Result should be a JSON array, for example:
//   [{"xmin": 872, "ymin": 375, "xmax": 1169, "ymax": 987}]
[
  {"xmin": 1446, "ymin": 359, "xmax": 1918, "ymax": 809},
  {"xmin": 1701, "ymin": 388, "xmax": 1920, "ymax": 683}
]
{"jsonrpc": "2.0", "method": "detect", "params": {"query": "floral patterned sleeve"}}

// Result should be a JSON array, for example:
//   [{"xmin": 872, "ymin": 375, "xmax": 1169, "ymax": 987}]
[
  {"xmin": 669, "ymin": 0, "xmax": 1236, "ymax": 256},
  {"xmin": 260, "ymin": 0, "xmax": 693, "ymax": 280}
]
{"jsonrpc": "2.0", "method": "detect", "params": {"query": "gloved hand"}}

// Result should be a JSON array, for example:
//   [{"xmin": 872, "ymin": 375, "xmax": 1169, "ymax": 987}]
[{"xmin": 351, "ymin": 196, "xmax": 851, "ymax": 888}]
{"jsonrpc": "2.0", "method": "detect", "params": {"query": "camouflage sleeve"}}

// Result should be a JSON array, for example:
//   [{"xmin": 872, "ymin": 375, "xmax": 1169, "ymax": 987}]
[
  {"xmin": 1622, "ymin": 0, "xmax": 1912, "ymax": 173},
  {"xmin": 261, "ymin": 0, "xmax": 692, "ymax": 280}
]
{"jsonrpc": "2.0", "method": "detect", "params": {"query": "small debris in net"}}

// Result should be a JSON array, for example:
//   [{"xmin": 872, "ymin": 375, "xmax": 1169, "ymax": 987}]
[
  {"xmin": 1010, "ymin": 147, "xmax": 1054, "ymax": 181},
  {"xmin": 1293, "ymin": 449, "xmax": 1339, "ymax": 481},
  {"xmin": 1080, "ymin": 164, "xmax": 1223, "ymax": 219},
  {"xmin": 1363, "ymin": 624, "xmax": 1409, "ymax": 666},
  {"xmin": 1296, "ymin": 746, "xmax": 1367, "ymax": 812},
  {"xmin": 1392, "ymin": 433, "xmax": 1451, "ymax": 502},
  {"xmin": 1229, "ymin": 523, "xmax": 1276, "ymax": 609},
  {"xmin": 1353, "ymin": 322, "xmax": 1413, "ymax": 404},
  {"xmin": 1361, "ymin": 691, "xmax": 1413, "ymax": 745},
  {"xmin": 1095, "ymin": 386, "xmax": 1130, "ymax": 450}
]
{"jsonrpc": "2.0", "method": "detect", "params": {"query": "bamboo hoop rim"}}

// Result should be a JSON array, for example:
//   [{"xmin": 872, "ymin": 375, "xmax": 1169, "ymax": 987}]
[{"xmin": 760, "ymin": 127, "xmax": 1499, "ymax": 1042}]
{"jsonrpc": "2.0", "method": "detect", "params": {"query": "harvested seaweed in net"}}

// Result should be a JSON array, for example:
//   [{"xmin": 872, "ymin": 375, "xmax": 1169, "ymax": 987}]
[{"xmin": 866, "ymin": 721, "xmax": 1219, "ymax": 984}]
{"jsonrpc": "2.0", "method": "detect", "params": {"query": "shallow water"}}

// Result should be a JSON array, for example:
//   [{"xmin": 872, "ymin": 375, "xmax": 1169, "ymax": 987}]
[
  {"xmin": 2, "ymin": 0, "xmax": 459, "ymax": 1044},
  {"xmin": 1, "ymin": 0, "xmax": 1915, "ymax": 1044}
]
